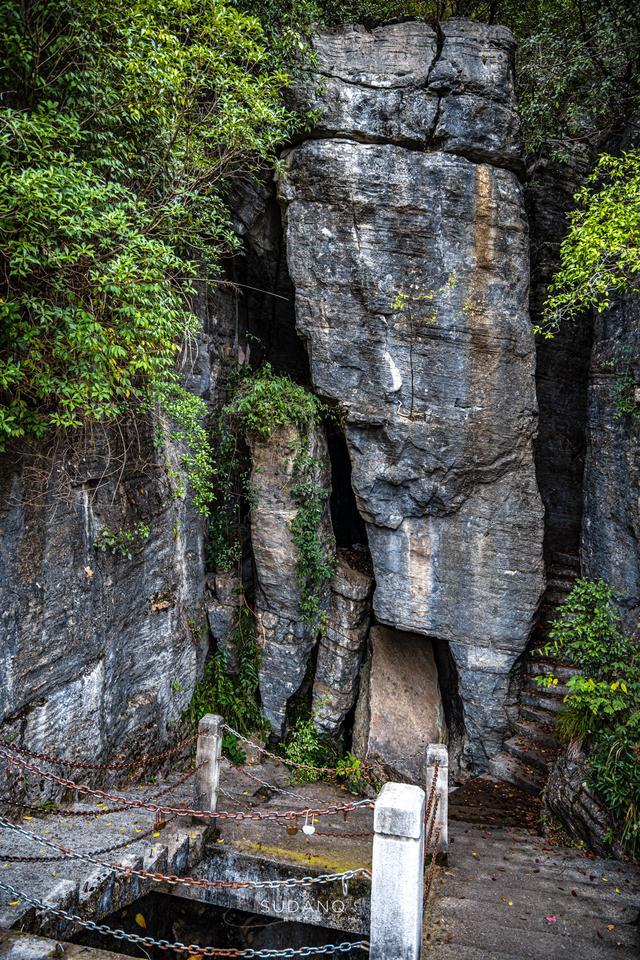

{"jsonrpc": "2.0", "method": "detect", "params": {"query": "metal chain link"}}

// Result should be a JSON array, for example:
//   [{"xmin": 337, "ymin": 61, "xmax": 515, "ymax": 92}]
[
  {"xmin": 0, "ymin": 817, "xmax": 371, "ymax": 893},
  {"xmin": 424, "ymin": 828, "xmax": 441, "ymax": 899},
  {"xmin": 1, "ymin": 762, "xmax": 198, "ymax": 819},
  {"xmin": 0, "ymin": 878, "xmax": 368, "ymax": 957},
  {"xmin": 0, "ymin": 735, "xmax": 197, "ymax": 773},
  {"xmin": 0, "ymin": 747, "xmax": 373, "ymax": 823},
  {"xmin": 0, "ymin": 813, "xmax": 177, "ymax": 863}
]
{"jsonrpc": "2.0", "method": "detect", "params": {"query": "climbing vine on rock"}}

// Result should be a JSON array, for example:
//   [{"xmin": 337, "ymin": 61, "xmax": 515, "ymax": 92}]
[
  {"xmin": 225, "ymin": 365, "xmax": 335, "ymax": 635},
  {"xmin": 290, "ymin": 439, "xmax": 336, "ymax": 634}
]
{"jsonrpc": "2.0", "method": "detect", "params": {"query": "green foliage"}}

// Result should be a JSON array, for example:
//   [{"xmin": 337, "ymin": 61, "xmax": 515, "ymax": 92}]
[
  {"xmin": 186, "ymin": 603, "xmax": 268, "ymax": 760},
  {"xmin": 538, "ymin": 579, "xmax": 640, "ymax": 856},
  {"xmin": 336, "ymin": 751, "xmax": 373, "ymax": 795},
  {"xmin": 94, "ymin": 521, "xmax": 150, "ymax": 560},
  {"xmin": 290, "ymin": 439, "xmax": 336, "ymax": 634},
  {"xmin": 605, "ymin": 346, "xmax": 640, "ymax": 425},
  {"xmin": 224, "ymin": 364, "xmax": 325, "ymax": 439},
  {"xmin": 0, "ymin": 0, "xmax": 298, "ymax": 509},
  {"xmin": 540, "ymin": 152, "xmax": 640, "ymax": 335},
  {"xmin": 282, "ymin": 715, "xmax": 339, "ymax": 782}
]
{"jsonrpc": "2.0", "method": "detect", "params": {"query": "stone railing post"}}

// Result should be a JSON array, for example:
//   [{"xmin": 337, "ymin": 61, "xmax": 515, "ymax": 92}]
[
  {"xmin": 425, "ymin": 744, "xmax": 448, "ymax": 860},
  {"xmin": 193, "ymin": 714, "xmax": 223, "ymax": 815},
  {"xmin": 370, "ymin": 782, "xmax": 426, "ymax": 960}
]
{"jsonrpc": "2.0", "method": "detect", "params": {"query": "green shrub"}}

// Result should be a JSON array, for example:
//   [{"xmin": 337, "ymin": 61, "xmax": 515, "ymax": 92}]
[
  {"xmin": 224, "ymin": 364, "xmax": 325, "ymax": 440},
  {"xmin": 0, "ymin": 0, "xmax": 298, "ymax": 511},
  {"xmin": 540, "ymin": 152, "xmax": 640, "ymax": 336},
  {"xmin": 282, "ymin": 715, "xmax": 340, "ymax": 783},
  {"xmin": 538, "ymin": 578, "xmax": 640, "ymax": 856},
  {"xmin": 186, "ymin": 604, "xmax": 269, "ymax": 760},
  {"xmin": 94, "ymin": 522, "xmax": 150, "ymax": 560}
]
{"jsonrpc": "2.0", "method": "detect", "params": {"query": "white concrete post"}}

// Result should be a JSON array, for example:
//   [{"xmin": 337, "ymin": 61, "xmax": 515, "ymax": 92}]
[
  {"xmin": 425, "ymin": 744, "xmax": 448, "ymax": 860},
  {"xmin": 193, "ymin": 714, "xmax": 223, "ymax": 814},
  {"xmin": 370, "ymin": 782, "xmax": 426, "ymax": 960}
]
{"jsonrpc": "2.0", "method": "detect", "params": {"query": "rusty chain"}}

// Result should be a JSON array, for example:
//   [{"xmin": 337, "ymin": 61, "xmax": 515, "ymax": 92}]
[
  {"xmin": 0, "ymin": 816, "xmax": 371, "ymax": 893},
  {"xmin": 0, "ymin": 747, "xmax": 373, "ymax": 822},
  {"xmin": 0, "ymin": 735, "xmax": 197, "ymax": 772},
  {"xmin": 0, "ymin": 877, "xmax": 369, "ymax": 958}
]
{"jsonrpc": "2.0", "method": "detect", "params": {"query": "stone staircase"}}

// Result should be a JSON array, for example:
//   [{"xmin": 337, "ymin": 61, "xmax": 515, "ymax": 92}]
[
  {"xmin": 488, "ymin": 552, "xmax": 581, "ymax": 795},
  {"xmin": 425, "ymin": 819, "xmax": 640, "ymax": 960}
]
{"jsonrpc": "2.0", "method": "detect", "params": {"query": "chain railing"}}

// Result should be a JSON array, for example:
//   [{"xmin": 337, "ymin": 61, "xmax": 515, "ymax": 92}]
[
  {"xmin": 0, "ymin": 746, "xmax": 373, "ymax": 823},
  {"xmin": 0, "ymin": 817, "xmax": 370, "ymax": 894},
  {"xmin": 0, "ymin": 877, "xmax": 369, "ymax": 958}
]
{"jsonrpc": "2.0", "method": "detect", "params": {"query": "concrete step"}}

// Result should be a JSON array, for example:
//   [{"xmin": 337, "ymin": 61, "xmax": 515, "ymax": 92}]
[
  {"xmin": 429, "ymin": 899, "xmax": 639, "ymax": 958},
  {"xmin": 511, "ymin": 718, "xmax": 560, "ymax": 749},
  {"xmin": 487, "ymin": 753, "xmax": 546, "ymax": 795}
]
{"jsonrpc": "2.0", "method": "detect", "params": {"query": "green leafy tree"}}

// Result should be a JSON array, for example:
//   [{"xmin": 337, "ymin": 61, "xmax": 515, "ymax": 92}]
[
  {"xmin": 0, "ymin": 0, "xmax": 298, "ymax": 509},
  {"xmin": 539, "ymin": 152, "xmax": 640, "ymax": 335}
]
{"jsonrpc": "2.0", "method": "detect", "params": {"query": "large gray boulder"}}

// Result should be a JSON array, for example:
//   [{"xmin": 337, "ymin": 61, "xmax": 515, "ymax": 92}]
[
  {"xmin": 352, "ymin": 626, "xmax": 446, "ymax": 783},
  {"xmin": 279, "ymin": 19, "xmax": 545, "ymax": 768}
]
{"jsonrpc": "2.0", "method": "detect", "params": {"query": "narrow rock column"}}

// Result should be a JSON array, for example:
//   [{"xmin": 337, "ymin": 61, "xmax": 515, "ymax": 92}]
[
  {"xmin": 248, "ymin": 423, "xmax": 333, "ymax": 735},
  {"xmin": 193, "ymin": 714, "xmax": 223, "ymax": 814},
  {"xmin": 312, "ymin": 552, "xmax": 373, "ymax": 735},
  {"xmin": 370, "ymin": 782, "xmax": 426, "ymax": 960}
]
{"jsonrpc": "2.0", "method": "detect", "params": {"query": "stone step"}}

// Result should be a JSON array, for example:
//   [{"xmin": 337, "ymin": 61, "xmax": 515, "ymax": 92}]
[
  {"xmin": 512, "ymin": 718, "xmax": 560, "ymax": 749},
  {"xmin": 523, "ymin": 677, "xmax": 571, "ymax": 700},
  {"xmin": 521, "ymin": 690, "xmax": 564, "ymax": 713},
  {"xmin": 487, "ymin": 752, "xmax": 546, "ymax": 795},
  {"xmin": 503, "ymin": 735, "xmax": 556, "ymax": 773},
  {"xmin": 430, "ymin": 899, "xmax": 639, "ymax": 958},
  {"xmin": 442, "ymin": 868, "xmax": 640, "ymax": 914},
  {"xmin": 449, "ymin": 830, "xmax": 640, "ymax": 884},
  {"xmin": 520, "ymin": 703, "xmax": 559, "ymax": 726},
  {"xmin": 526, "ymin": 660, "xmax": 577, "ymax": 682}
]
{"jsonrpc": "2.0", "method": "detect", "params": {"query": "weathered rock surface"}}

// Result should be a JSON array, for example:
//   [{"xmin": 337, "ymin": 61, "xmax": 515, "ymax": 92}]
[
  {"xmin": 312, "ymin": 551, "xmax": 373, "ymax": 735},
  {"xmin": 310, "ymin": 20, "xmax": 521, "ymax": 168},
  {"xmin": 248, "ymin": 423, "xmax": 334, "ymax": 735},
  {"xmin": 206, "ymin": 570, "xmax": 242, "ymax": 671},
  {"xmin": 582, "ymin": 296, "xmax": 640, "ymax": 628},
  {"xmin": 543, "ymin": 741, "xmax": 626, "ymax": 860},
  {"xmin": 279, "ymin": 19, "xmax": 545, "ymax": 767},
  {"xmin": 528, "ymin": 148, "xmax": 595, "ymax": 563},
  {"xmin": 352, "ymin": 626, "xmax": 446, "ymax": 783},
  {"xmin": 0, "ymin": 419, "xmax": 207, "ymax": 794}
]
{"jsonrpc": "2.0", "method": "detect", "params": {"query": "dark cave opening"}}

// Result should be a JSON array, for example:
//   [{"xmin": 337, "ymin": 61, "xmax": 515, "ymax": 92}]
[
  {"xmin": 326, "ymin": 420, "xmax": 368, "ymax": 550},
  {"xmin": 430, "ymin": 637, "xmax": 465, "ymax": 774}
]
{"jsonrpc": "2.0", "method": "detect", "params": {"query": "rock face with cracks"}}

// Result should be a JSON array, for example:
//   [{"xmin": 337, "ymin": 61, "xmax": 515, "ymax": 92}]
[
  {"xmin": 279, "ymin": 19, "xmax": 545, "ymax": 767},
  {"xmin": 248, "ymin": 422, "xmax": 334, "ymax": 735}
]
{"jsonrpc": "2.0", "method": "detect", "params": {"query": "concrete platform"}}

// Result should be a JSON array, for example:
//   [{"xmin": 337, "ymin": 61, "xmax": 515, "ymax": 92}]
[
  {"xmin": 0, "ymin": 930, "xmax": 131, "ymax": 959},
  {"xmin": 0, "ymin": 755, "xmax": 373, "ymax": 949}
]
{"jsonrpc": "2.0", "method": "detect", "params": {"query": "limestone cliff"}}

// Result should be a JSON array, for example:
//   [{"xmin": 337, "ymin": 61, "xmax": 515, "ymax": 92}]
[{"xmin": 278, "ymin": 19, "xmax": 545, "ymax": 767}]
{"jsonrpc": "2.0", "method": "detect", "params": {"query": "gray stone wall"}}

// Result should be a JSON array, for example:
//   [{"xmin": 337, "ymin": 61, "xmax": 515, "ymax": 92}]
[
  {"xmin": 582, "ymin": 296, "xmax": 640, "ymax": 629},
  {"xmin": 0, "ymin": 421, "xmax": 207, "ymax": 784}
]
